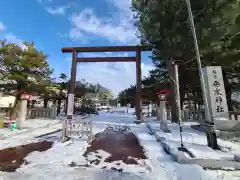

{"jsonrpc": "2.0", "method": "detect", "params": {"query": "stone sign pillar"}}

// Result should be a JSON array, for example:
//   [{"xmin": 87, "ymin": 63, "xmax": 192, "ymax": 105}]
[{"xmin": 202, "ymin": 66, "xmax": 229, "ymax": 120}]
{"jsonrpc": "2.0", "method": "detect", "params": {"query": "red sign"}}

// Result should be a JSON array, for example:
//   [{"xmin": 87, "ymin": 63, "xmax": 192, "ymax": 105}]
[
  {"xmin": 156, "ymin": 89, "xmax": 169, "ymax": 95},
  {"xmin": 156, "ymin": 89, "xmax": 169, "ymax": 101}
]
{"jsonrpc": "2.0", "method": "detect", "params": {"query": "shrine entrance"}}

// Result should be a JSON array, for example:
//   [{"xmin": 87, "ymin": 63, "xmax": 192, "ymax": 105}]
[{"xmin": 61, "ymin": 45, "xmax": 152, "ymax": 121}]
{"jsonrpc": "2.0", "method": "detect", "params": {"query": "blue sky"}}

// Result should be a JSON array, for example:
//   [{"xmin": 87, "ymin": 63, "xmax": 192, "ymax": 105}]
[{"xmin": 0, "ymin": 0, "xmax": 154, "ymax": 96}]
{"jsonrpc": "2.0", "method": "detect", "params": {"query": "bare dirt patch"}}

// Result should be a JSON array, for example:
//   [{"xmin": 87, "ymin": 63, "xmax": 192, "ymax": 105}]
[{"xmin": 0, "ymin": 140, "xmax": 53, "ymax": 172}]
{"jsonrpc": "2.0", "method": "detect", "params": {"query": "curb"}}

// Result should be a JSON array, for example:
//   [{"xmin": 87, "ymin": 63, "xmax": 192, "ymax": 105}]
[
  {"xmin": 35, "ymin": 129, "xmax": 62, "ymax": 138},
  {"xmin": 145, "ymin": 123, "xmax": 169, "ymax": 154}
]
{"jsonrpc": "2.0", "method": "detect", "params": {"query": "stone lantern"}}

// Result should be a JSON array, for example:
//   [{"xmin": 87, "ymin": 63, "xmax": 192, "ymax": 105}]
[
  {"xmin": 16, "ymin": 91, "xmax": 32, "ymax": 129},
  {"xmin": 156, "ymin": 89, "xmax": 170, "ymax": 132}
]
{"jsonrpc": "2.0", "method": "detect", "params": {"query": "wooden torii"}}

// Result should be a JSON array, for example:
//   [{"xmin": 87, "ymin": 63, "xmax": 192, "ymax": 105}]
[{"xmin": 61, "ymin": 45, "xmax": 152, "ymax": 121}]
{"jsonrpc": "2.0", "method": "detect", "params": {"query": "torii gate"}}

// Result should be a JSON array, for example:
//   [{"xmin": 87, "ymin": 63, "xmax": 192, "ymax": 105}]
[{"xmin": 61, "ymin": 45, "xmax": 152, "ymax": 122}]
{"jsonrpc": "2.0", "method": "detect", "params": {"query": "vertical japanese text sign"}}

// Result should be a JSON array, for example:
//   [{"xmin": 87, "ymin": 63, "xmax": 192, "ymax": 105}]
[{"xmin": 203, "ymin": 66, "xmax": 229, "ymax": 119}]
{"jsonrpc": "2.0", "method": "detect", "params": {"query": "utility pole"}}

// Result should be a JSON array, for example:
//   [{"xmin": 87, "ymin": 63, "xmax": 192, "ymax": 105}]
[{"xmin": 185, "ymin": 0, "xmax": 218, "ymax": 149}]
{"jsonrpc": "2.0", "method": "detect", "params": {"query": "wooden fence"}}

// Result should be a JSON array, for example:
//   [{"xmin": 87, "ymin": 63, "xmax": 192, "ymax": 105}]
[
  {"xmin": 27, "ymin": 108, "xmax": 56, "ymax": 119},
  {"xmin": 156, "ymin": 108, "xmax": 240, "ymax": 121},
  {"xmin": 0, "ymin": 107, "xmax": 56, "ymax": 120},
  {"xmin": 180, "ymin": 109, "xmax": 240, "ymax": 121}
]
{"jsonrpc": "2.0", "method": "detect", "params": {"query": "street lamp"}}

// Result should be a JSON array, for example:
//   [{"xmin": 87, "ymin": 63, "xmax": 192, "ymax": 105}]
[
  {"xmin": 156, "ymin": 89, "xmax": 171, "ymax": 133},
  {"xmin": 185, "ymin": 0, "xmax": 218, "ymax": 149}
]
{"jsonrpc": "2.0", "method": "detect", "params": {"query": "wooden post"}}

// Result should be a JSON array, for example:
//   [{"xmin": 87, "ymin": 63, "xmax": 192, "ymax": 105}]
[
  {"xmin": 167, "ymin": 58, "xmax": 178, "ymax": 122},
  {"xmin": 67, "ymin": 50, "xmax": 77, "ymax": 118},
  {"xmin": 135, "ymin": 48, "xmax": 142, "ymax": 120},
  {"xmin": 64, "ymin": 50, "xmax": 77, "ymax": 139}
]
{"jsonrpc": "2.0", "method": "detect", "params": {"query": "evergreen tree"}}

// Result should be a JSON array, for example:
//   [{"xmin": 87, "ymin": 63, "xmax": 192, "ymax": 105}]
[{"xmin": 0, "ymin": 40, "xmax": 53, "ymax": 116}]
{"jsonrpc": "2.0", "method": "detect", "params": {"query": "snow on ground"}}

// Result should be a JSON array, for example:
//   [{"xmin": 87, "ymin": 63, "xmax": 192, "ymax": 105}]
[
  {"xmin": 0, "ymin": 118, "xmax": 62, "ymax": 140},
  {"xmin": 0, "ymin": 110, "xmax": 240, "ymax": 179},
  {"xmin": 0, "ymin": 121, "xmax": 62, "ymax": 149},
  {"xmin": 86, "ymin": 113, "xmax": 217, "ymax": 180},
  {"xmin": 206, "ymin": 170, "xmax": 240, "ymax": 180},
  {"xmin": 148, "ymin": 120, "xmax": 240, "ymax": 179},
  {"xmin": 0, "ymin": 113, "xmax": 151, "ymax": 180},
  {"xmin": 84, "ymin": 149, "xmax": 149, "ymax": 174},
  {"xmin": 149, "ymin": 121, "xmax": 240, "ymax": 160}
]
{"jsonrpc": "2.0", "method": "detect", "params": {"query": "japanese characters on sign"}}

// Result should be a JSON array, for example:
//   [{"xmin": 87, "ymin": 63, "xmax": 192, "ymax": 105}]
[
  {"xmin": 203, "ymin": 66, "xmax": 228, "ymax": 119},
  {"xmin": 212, "ymin": 69, "xmax": 224, "ymax": 114},
  {"xmin": 68, "ymin": 121, "xmax": 82, "ymax": 137},
  {"xmin": 68, "ymin": 120, "xmax": 92, "ymax": 138}
]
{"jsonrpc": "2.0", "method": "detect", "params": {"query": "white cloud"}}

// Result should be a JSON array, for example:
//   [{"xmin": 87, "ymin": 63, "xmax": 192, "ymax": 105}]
[
  {"xmin": 0, "ymin": 22, "xmax": 6, "ymax": 31},
  {"xmin": 69, "ymin": 28, "xmax": 83, "ymax": 39},
  {"xmin": 69, "ymin": 0, "xmax": 138, "ymax": 44},
  {"xmin": 4, "ymin": 34, "xmax": 26, "ymax": 49},
  {"xmin": 65, "ymin": 52, "xmax": 153, "ymax": 96},
  {"xmin": 76, "ymin": 61, "xmax": 153, "ymax": 96},
  {"xmin": 106, "ymin": 0, "xmax": 133, "ymax": 17},
  {"xmin": 63, "ymin": 0, "xmax": 152, "ymax": 95},
  {"xmin": 46, "ymin": 3, "xmax": 73, "ymax": 15}
]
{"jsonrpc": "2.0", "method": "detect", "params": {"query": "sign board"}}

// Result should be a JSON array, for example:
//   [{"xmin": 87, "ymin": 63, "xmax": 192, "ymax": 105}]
[
  {"xmin": 68, "ymin": 121, "xmax": 83, "ymax": 137},
  {"xmin": 202, "ymin": 66, "xmax": 228, "ymax": 120},
  {"xmin": 68, "ymin": 119, "xmax": 92, "ymax": 139},
  {"xmin": 67, "ymin": 93, "xmax": 74, "ymax": 116}
]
